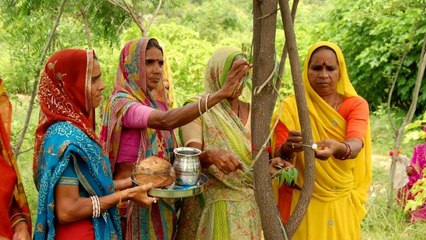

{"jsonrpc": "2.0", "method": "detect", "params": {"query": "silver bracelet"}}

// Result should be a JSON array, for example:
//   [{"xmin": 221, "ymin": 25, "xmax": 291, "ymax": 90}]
[
  {"xmin": 90, "ymin": 196, "xmax": 96, "ymax": 218},
  {"xmin": 198, "ymin": 97, "xmax": 203, "ymax": 116},
  {"xmin": 95, "ymin": 195, "xmax": 100, "ymax": 218},
  {"xmin": 91, "ymin": 195, "xmax": 100, "ymax": 218},
  {"xmin": 205, "ymin": 93, "xmax": 211, "ymax": 112}
]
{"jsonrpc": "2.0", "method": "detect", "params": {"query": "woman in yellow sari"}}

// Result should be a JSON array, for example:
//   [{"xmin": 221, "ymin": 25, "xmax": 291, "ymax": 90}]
[{"xmin": 272, "ymin": 41, "xmax": 372, "ymax": 239}]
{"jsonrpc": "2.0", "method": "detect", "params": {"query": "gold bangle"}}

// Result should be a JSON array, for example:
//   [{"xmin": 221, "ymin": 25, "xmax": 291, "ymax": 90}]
[{"xmin": 11, "ymin": 218, "xmax": 26, "ymax": 229}]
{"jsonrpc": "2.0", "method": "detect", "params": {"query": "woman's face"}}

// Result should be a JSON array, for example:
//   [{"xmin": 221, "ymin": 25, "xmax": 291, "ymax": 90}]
[
  {"xmin": 145, "ymin": 47, "xmax": 164, "ymax": 91},
  {"xmin": 307, "ymin": 48, "xmax": 340, "ymax": 97},
  {"xmin": 90, "ymin": 59, "xmax": 106, "ymax": 109}
]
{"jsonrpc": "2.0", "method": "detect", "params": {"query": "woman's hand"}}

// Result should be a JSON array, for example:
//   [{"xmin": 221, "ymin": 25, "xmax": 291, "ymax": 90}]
[
  {"xmin": 284, "ymin": 130, "xmax": 304, "ymax": 152},
  {"xmin": 315, "ymin": 138, "xmax": 363, "ymax": 160},
  {"xmin": 275, "ymin": 130, "xmax": 303, "ymax": 160},
  {"xmin": 127, "ymin": 183, "xmax": 157, "ymax": 207},
  {"xmin": 269, "ymin": 157, "xmax": 293, "ymax": 175},
  {"xmin": 314, "ymin": 139, "xmax": 336, "ymax": 160},
  {"xmin": 219, "ymin": 59, "xmax": 250, "ymax": 98},
  {"xmin": 202, "ymin": 149, "xmax": 243, "ymax": 174},
  {"xmin": 12, "ymin": 221, "xmax": 30, "ymax": 240}
]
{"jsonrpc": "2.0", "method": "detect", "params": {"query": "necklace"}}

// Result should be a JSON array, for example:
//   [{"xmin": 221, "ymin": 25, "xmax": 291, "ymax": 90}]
[{"xmin": 333, "ymin": 94, "xmax": 340, "ymax": 111}]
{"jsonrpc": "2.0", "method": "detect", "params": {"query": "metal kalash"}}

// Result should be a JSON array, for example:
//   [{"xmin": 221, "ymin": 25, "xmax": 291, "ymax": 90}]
[{"xmin": 173, "ymin": 147, "xmax": 201, "ymax": 186}]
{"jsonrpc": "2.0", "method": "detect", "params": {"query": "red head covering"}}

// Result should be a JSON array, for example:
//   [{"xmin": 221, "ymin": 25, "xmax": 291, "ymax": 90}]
[{"xmin": 33, "ymin": 49, "xmax": 100, "ymax": 175}]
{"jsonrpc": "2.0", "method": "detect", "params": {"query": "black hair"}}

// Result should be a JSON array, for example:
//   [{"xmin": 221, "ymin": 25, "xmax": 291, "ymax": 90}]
[
  {"xmin": 146, "ymin": 38, "xmax": 163, "ymax": 54},
  {"xmin": 309, "ymin": 45, "xmax": 338, "ymax": 65}
]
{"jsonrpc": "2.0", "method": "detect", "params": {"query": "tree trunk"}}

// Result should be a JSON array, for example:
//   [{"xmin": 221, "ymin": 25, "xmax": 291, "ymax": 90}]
[
  {"xmin": 252, "ymin": 1, "xmax": 284, "ymax": 239},
  {"xmin": 279, "ymin": 0, "xmax": 316, "ymax": 238},
  {"xmin": 13, "ymin": 0, "xmax": 67, "ymax": 157}
]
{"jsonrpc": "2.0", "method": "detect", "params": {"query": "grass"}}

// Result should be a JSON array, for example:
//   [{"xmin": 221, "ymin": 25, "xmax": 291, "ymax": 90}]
[{"xmin": 10, "ymin": 95, "xmax": 426, "ymax": 239}]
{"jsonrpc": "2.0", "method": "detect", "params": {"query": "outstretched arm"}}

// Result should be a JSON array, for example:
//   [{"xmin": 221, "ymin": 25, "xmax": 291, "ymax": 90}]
[
  {"xmin": 314, "ymin": 138, "xmax": 363, "ymax": 160},
  {"xmin": 54, "ymin": 183, "xmax": 155, "ymax": 224},
  {"xmin": 147, "ymin": 59, "xmax": 250, "ymax": 131}
]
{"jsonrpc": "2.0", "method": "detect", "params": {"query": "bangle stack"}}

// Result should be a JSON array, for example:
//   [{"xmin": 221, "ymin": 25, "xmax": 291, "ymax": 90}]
[
  {"xmin": 336, "ymin": 141, "xmax": 352, "ymax": 160},
  {"xmin": 198, "ymin": 93, "xmax": 212, "ymax": 116},
  {"xmin": 90, "ymin": 195, "xmax": 100, "ymax": 218},
  {"xmin": 11, "ymin": 217, "xmax": 27, "ymax": 228},
  {"xmin": 10, "ymin": 213, "xmax": 27, "ymax": 229}
]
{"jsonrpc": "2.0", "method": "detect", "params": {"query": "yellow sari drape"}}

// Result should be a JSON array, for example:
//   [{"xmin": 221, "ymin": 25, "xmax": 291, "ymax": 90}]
[{"xmin": 272, "ymin": 41, "xmax": 372, "ymax": 239}]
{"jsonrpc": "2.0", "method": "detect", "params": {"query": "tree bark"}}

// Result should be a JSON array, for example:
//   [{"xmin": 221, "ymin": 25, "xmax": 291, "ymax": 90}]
[
  {"xmin": 252, "ymin": 1, "xmax": 284, "ymax": 240},
  {"xmin": 13, "ymin": 0, "xmax": 67, "ymax": 157},
  {"xmin": 276, "ymin": 0, "xmax": 299, "ymax": 90},
  {"xmin": 279, "ymin": 0, "xmax": 316, "ymax": 238}
]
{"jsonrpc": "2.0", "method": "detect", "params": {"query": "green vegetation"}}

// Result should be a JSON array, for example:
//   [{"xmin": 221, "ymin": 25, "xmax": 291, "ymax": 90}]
[{"xmin": 2, "ymin": 0, "xmax": 426, "ymax": 238}]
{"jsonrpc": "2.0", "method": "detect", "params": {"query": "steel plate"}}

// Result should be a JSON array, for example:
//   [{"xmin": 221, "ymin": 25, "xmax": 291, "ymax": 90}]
[{"xmin": 132, "ymin": 174, "xmax": 208, "ymax": 198}]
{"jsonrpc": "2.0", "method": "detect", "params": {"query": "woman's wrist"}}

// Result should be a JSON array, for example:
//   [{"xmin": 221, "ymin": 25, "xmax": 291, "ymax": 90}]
[
  {"xmin": 124, "ymin": 188, "xmax": 132, "ymax": 201},
  {"xmin": 199, "ymin": 150, "xmax": 213, "ymax": 168},
  {"xmin": 334, "ymin": 141, "xmax": 352, "ymax": 160},
  {"xmin": 12, "ymin": 217, "xmax": 27, "ymax": 230},
  {"xmin": 211, "ymin": 89, "xmax": 227, "ymax": 102}
]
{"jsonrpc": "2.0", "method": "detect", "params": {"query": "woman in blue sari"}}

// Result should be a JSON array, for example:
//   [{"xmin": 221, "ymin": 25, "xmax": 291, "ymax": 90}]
[{"xmin": 32, "ymin": 49, "xmax": 156, "ymax": 240}]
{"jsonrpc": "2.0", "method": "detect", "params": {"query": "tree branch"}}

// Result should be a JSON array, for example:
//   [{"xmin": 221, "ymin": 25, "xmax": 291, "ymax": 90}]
[
  {"xmin": 386, "ymin": 52, "xmax": 408, "ymax": 132},
  {"xmin": 122, "ymin": 0, "xmax": 146, "ymax": 36},
  {"xmin": 279, "ymin": 0, "xmax": 315, "ymax": 238},
  {"xmin": 146, "ymin": 0, "xmax": 162, "ymax": 33},
  {"xmin": 79, "ymin": 5, "xmax": 93, "ymax": 49},
  {"xmin": 13, "ymin": 0, "xmax": 67, "ymax": 157},
  {"xmin": 276, "ymin": 0, "xmax": 299, "ymax": 90},
  {"xmin": 108, "ymin": 0, "xmax": 129, "ymax": 13}
]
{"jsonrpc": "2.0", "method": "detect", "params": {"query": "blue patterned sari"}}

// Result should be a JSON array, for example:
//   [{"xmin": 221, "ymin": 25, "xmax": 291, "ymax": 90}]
[{"xmin": 34, "ymin": 121, "xmax": 121, "ymax": 240}]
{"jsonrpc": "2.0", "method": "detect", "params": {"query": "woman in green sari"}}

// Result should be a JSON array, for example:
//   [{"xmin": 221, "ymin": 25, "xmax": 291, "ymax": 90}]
[{"xmin": 177, "ymin": 47, "xmax": 262, "ymax": 240}]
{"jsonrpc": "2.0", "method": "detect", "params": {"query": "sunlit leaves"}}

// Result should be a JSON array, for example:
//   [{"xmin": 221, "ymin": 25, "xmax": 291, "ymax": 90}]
[
  {"xmin": 272, "ymin": 167, "xmax": 298, "ymax": 187},
  {"xmin": 319, "ymin": 0, "xmax": 426, "ymax": 111}
]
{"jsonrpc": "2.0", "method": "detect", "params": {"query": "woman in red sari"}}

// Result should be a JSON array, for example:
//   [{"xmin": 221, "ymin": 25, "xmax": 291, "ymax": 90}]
[
  {"xmin": 0, "ymin": 78, "xmax": 32, "ymax": 240},
  {"xmin": 33, "ymin": 49, "xmax": 155, "ymax": 240}
]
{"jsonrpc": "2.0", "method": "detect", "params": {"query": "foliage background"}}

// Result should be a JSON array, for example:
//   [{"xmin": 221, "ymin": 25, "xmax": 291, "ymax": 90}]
[{"xmin": 1, "ymin": 0, "xmax": 426, "ymax": 239}]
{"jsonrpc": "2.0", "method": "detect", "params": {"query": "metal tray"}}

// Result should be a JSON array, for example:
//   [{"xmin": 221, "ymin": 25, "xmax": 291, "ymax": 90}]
[{"xmin": 132, "ymin": 173, "xmax": 208, "ymax": 198}]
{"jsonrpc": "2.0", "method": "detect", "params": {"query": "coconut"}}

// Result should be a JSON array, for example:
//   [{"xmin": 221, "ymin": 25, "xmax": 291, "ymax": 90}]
[{"xmin": 133, "ymin": 156, "xmax": 175, "ymax": 188}]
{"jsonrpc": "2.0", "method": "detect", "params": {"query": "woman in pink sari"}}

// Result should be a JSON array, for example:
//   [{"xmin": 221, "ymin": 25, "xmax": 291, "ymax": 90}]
[
  {"xmin": 398, "ymin": 125, "xmax": 426, "ymax": 222},
  {"xmin": 100, "ymin": 38, "xmax": 248, "ymax": 239}
]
